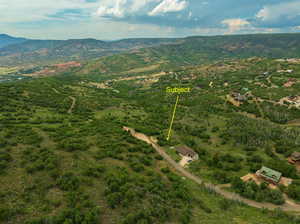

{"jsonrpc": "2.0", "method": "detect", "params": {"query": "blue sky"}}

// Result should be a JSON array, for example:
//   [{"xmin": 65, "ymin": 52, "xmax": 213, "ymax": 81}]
[{"xmin": 0, "ymin": 0, "xmax": 300, "ymax": 40}]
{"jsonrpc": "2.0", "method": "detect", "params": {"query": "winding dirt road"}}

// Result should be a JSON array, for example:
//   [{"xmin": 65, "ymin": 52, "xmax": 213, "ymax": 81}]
[
  {"xmin": 123, "ymin": 126, "xmax": 300, "ymax": 212},
  {"xmin": 68, "ymin": 96, "xmax": 76, "ymax": 114}
]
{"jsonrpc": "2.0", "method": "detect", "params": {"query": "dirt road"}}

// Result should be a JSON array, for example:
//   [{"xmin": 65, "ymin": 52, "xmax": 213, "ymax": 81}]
[
  {"xmin": 123, "ymin": 126, "xmax": 300, "ymax": 212},
  {"xmin": 68, "ymin": 96, "xmax": 76, "ymax": 114}
]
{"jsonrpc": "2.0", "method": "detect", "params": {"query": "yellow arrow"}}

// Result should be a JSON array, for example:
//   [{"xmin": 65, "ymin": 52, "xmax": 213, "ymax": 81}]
[{"xmin": 167, "ymin": 94, "xmax": 180, "ymax": 141}]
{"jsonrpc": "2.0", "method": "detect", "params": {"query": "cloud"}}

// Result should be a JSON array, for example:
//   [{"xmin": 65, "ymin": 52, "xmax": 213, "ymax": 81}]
[
  {"xmin": 130, "ymin": 0, "xmax": 159, "ymax": 11},
  {"xmin": 94, "ymin": 0, "xmax": 190, "ymax": 27},
  {"xmin": 2, "ymin": 0, "xmax": 300, "ymax": 40},
  {"xmin": 222, "ymin": 18, "xmax": 250, "ymax": 34},
  {"xmin": 95, "ymin": 0, "xmax": 187, "ymax": 18},
  {"xmin": 96, "ymin": 0, "xmax": 127, "ymax": 18},
  {"xmin": 256, "ymin": 1, "xmax": 300, "ymax": 21},
  {"xmin": 0, "ymin": 0, "xmax": 100, "ymax": 23},
  {"xmin": 255, "ymin": 1, "xmax": 300, "ymax": 28},
  {"xmin": 149, "ymin": 0, "xmax": 188, "ymax": 16}
]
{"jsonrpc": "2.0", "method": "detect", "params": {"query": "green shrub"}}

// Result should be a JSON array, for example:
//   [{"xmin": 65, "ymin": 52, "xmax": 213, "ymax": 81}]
[{"xmin": 57, "ymin": 173, "xmax": 80, "ymax": 191}]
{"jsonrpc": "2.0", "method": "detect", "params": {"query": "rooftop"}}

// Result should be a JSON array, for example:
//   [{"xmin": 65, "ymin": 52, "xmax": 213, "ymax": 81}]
[
  {"xmin": 175, "ymin": 145, "xmax": 197, "ymax": 157},
  {"xmin": 291, "ymin": 152, "xmax": 300, "ymax": 160},
  {"xmin": 258, "ymin": 166, "xmax": 282, "ymax": 183}
]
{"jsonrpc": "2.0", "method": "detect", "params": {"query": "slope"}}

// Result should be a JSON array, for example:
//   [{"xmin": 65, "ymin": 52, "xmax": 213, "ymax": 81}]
[
  {"xmin": 78, "ymin": 33, "xmax": 300, "ymax": 76},
  {"xmin": 0, "ymin": 36, "xmax": 179, "ymax": 66},
  {"xmin": 0, "ymin": 34, "xmax": 27, "ymax": 48}
]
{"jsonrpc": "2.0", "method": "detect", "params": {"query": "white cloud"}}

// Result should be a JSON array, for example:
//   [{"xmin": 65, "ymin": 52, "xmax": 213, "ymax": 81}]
[
  {"xmin": 96, "ymin": 0, "xmax": 187, "ymax": 18},
  {"xmin": 256, "ymin": 1, "xmax": 300, "ymax": 22},
  {"xmin": 96, "ymin": 0, "xmax": 127, "ymax": 18},
  {"xmin": 95, "ymin": 0, "xmax": 159, "ymax": 18},
  {"xmin": 0, "ymin": 0, "xmax": 99, "ymax": 23},
  {"xmin": 130, "ymin": 0, "xmax": 159, "ymax": 11},
  {"xmin": 222, "ymin": 18, "xmax": 250, "ymax": 34},
  {"xmin": 293, "ymin": 26, "xmax": 300, "ymax": 30},
  {"xmin": 149, "ymin": 0, "xmax": 188, "ymax": 16}
]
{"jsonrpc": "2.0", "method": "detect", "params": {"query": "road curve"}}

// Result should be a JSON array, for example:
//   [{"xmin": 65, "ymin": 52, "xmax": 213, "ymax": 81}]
[
  {"xmin": 68, "ymin": 96, "xmax": 76, "ymax": 114},
  {"xmin": 123, "ymin": 126, "xmax": 300, "ymax": 212}
]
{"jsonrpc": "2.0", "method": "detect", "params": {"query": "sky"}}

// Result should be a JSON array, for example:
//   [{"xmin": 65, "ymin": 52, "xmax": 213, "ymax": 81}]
[{"xmin": 0, "ymin": 0, "xmax": 300, "ymax": 40}]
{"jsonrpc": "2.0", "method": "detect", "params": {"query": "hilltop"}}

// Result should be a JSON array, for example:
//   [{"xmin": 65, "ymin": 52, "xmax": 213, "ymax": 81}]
[
  {"xmin": 0, "ymin": 34, "xmax": 27, "ymax": 48},
  {"xmin": 0, "ymin": 35, "xmax": 179, "ymax": 66},
  {"xmin": 1, "ymin": 33, "xmax": 300, "ymax": 67}
]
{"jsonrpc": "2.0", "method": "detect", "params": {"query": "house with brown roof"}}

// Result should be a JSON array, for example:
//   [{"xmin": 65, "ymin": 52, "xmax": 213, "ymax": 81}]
[
  {"xmin": 288, "ymin": 152, "xmax": 300, "ymax": 164},
  {"xmin": 175, "ymin": 145, "xmax": 199, "ymax": 160},
  {"xmin": 231, "ymin": 92, "xmax": 247, "ymax": 102}
]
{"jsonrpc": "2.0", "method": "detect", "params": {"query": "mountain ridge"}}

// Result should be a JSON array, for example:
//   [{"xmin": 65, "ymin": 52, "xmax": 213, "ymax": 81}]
[
  {"xmin": 1, "ymin": 33, "xmax": 300, "ymax": 67},
  {"xmin": 0, "ymin": 34, "xmax": 27, "ymax": 48}
]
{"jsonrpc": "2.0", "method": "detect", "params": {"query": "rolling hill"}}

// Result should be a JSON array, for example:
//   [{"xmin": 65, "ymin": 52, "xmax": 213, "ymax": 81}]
[
  {"xmin": 1, "ymin": 33, "xmax": 300, "ymax": 68},
  {"xmin": 78, "ymin": 33, "xmax": 300, "ymax": 76},
  {"xmin": 2, "ymin": 32, "xmax": 300, "ymax": 223},
  {"xmin": 0, "ymin": 34, "xmax": 27, "ymax": 48},
  {"xmin": 0, "ymin": 36, "xmax": 180, "ymax": 66},
  {"xmin": 1, "ymin": 56, "xmax": 300, "ymax": 224}
]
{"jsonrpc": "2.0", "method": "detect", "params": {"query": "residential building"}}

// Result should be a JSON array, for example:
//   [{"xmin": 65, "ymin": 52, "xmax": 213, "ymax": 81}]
[
  {"xmin": 175, "ymin": 145, "xmax": 199, "ymax": 160},
  {"xmin": 289, "ymin": 152, "xmax": 300, "ymax": 164},
  {"xmin": 256, "ymin": 166, "xmax": 282, "ymax": 185}
]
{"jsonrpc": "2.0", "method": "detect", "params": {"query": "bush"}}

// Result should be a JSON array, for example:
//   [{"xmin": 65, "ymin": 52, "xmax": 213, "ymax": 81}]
[
  {"xmin": 82, "ymin": 165, "xmax": 105, "ymax": 178},
  {"xmin": 0, "ymin": 149, "xmax": 12, "ymax": 173},
  {"xmin": 21, "ymin": 148, "xmax": 58, "ymax": 174},
  {"xmin": 57, "ymin": 173, "xmax": 80, "ymax": 191},
  {"xmin": 219, "ymin": 199, "xmax": 232, "ymax": 210},
  {"xmin": 213, "ymin": 171, "xmax": 231, "ymax": 184},
  {"xmin": 287, "ymin": 183, "xmax": 300, "ymax": 201},
  {"xmin": 231, "ymin": 177, "xmax": 285, "ymax": 205}
]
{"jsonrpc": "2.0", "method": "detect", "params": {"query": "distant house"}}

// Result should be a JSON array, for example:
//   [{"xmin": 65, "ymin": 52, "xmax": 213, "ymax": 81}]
[
  {"xmin": 231, "ymin": 92, "xmax": 247, "ymax": 102},
  {"xmin": 256, "ymin": 166, "xmax": 282, "ymax": 185},
  {"xmin": 289, "ymin": 152, "xmax": 300, "ymax": 164},
  {"xmin": 175, "ymin": 145, "xmax": 199, "ymax": 160}
]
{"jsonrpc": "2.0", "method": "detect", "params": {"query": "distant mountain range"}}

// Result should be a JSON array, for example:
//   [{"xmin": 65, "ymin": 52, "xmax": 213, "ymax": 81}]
[
  {"xmin": 79, "ymin": 33, "xmax": 300, "ymax": 75},
  {"xmin": 0, "ymin": 34, "xmax": 179, "ymax": 66},
  {"xmin": 0, "ymin": 34, "xmax": 27, "ymax": 48},
  {"xmin": 1, "ymin": 33, "xmax": 300, "ymax": 67}
]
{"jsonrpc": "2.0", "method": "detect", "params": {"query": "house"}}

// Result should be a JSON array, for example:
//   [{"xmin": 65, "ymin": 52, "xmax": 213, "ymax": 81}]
[
  {"xmin": 231, "ymin": 92, "xmax": 247, "ymax": 102},
  {"xmin": 256, "ymin": 166, "xmax": 282, "ymax": 185},
  {"xmin": 289, "ymin": 152, "xmax": 300, "ymax": 164},
  {"xmin": 175, "ymin": 145, "xmax": 199, "ymax": 160}
]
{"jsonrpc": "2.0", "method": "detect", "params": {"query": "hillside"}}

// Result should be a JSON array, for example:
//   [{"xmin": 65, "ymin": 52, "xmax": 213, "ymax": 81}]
[
  {"xmin": 2, "ymin": 33, "xmax": 300, "ymax": 223},
  {"xmin": 0, "ymin": 36, "xmax": 179, "ymax": 66},
  {"xmin": 0, "ymin": 34, "xmax": 27, "ymax": 48},
  {"xmin": 2, "ymin": 33, "xmax": 300, "ymax": 68},
  {"xmin": 79, "ymin": 33, "xmax": 300, "ymax": 76},
  {"xmin": 2, "ymin": 53, "xmax": 300, "ymax": 223}
]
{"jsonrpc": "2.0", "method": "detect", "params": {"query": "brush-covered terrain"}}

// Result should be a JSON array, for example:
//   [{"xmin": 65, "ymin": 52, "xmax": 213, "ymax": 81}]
[
  {"xmin": 1, "ymin": 34, "xmax": 300, "ymax": 224},
  {"xmin": 1, "ymin": 33, "xmax": 300, "ymax": 67}
]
